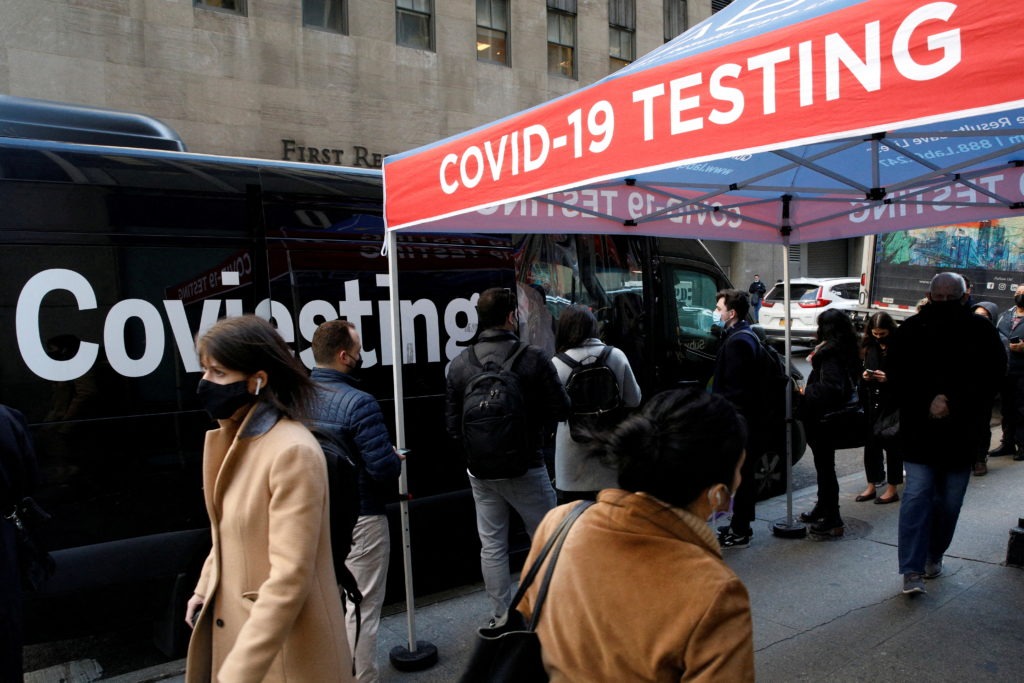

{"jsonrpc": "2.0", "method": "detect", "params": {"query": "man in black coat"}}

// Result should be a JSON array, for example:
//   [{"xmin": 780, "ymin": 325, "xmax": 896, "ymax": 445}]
[
  {"xmin": 888, "ymin": 273, "xmax": 1005, "ymax": 595},
  {"xmin": 445, "ymin": 287, "xmax": 570, "ymax": 627},
  {"xmin": 711, "ymin": 289, "xmax": 762, "ymax": 549},
  {"xmin": 748, "ymin": 275, "xmax": 767, "ymax": 322}
]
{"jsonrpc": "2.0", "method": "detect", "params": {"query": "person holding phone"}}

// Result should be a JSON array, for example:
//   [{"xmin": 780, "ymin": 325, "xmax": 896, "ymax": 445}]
[
  {"xmin": 184, "ymin": 316, "xmax": 353, "ymax": 682},
  {"xmin": 856, "ymin": 312, "xmax": 902, "ymax": 504},
  {"xmin": 991, "ymin": 285, "xmax": 1024, "ymax": 461}
]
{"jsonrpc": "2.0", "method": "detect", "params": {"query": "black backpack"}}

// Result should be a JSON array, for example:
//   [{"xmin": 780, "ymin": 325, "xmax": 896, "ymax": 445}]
[
  {"xmin": 555, "ymin": 346, "xmax": 623, "ymax": 442},
  {"xmin": 735, "ymin": 329, "xmax": 802, "ymax": 428},
  {"xmin": 309, "ymin": 427, "xmax": 363, "ymax": 624},
  {"xmin": 461, "ymin": 342, "xmax": 532, "ymax": 479}
]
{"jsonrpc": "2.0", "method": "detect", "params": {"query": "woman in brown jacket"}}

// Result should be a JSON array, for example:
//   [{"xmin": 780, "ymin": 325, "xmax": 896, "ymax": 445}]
[
  {"xmin": 518, "ymin": 389, "xmax": 754, "ymax": 682},
  {"xmin": 185, "ymin": 316, "xmax": 352, "ymax": 682}
]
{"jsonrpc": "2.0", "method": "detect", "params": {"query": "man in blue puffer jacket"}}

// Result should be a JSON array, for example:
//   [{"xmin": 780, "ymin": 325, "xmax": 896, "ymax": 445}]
[{"xmin": 310, "ymin": 320, "xmax": 402, "ymax": 683}]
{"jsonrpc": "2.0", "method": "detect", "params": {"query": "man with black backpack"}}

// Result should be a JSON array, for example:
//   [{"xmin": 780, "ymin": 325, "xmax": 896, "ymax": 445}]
[
  {"xmin": 711, "ymin": 290, "xmax": 767, "ymax": 549},
  {"xmin": 309, "ymin": 320, "xmax": 402, "ymax": 683},
  {"xmin": 445, "ymin": 287, "xmax": 570, "ymax": 629}
]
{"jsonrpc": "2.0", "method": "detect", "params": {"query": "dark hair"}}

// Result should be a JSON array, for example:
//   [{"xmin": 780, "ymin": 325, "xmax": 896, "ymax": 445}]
[
  {"xmin": 476, "ymin": 287, "xmax": 517, "ymax": 331},
  {"xmin": 816, "ymin": 309, "xmax": 859, "ymax": 358},
  {"xmin": 588, "ymin": 389, "xmax": 746, "ymax": 509},
  {"xmin": 555, "ymin": 304, "xmax": 599, "ymax": 352},
  {"xmin": 197, "ymin": 315, "xmax": 314, "ymax": 421},
  {"xmin": 312, "ymin": 319, "xmax": 358, "ymax": 365},
  {"xmin": 859, "ymin": 311, "xmax": 897, "ymax": 353},
  {"xmin": 716, "ymin": 289, "xmax": 750, "ymax": 319}
]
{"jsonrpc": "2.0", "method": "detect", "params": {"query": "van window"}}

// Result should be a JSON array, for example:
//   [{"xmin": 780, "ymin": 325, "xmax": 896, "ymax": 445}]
[
  {"xmin": 514, "ymin": 234, "xmax": 645, "ymax": 360},
  {"xmin": 666, "ymin": 265, "xmax": 719, "ymax": 346}
]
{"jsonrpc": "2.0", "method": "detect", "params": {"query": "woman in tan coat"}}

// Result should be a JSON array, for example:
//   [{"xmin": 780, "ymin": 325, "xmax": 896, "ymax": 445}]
[
  {"xmin": 518, "ymin": 389, "xmax": 754, "ymax": 682},
  {"xmin": 185, "ymin": 316, "xmax": 352, "ymax": 682}
]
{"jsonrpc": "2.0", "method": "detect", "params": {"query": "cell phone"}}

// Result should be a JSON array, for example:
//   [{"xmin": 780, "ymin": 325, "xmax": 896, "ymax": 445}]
[{"xmin": 190, "ymin": 608, "xmax": 201, "ymax": 627}]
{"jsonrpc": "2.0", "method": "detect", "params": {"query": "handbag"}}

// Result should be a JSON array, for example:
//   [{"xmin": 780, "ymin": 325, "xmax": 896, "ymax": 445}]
[
  {"xmin": 459, "ymin": 500, "xmax": 594, "ymax": 683},
  {"xmin": 872, "ymin": 408, "xmax": 900, "ymax": 441},
  {"xmin": 819, "ymin": 386, "xmax": 866, "ymax": 450},
  {"xmin": 4, "ymin": 496, "xmax": 56, "ymax": 592}
]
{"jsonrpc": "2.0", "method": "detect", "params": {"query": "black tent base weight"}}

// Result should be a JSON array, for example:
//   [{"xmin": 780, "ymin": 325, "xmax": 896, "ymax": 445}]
[
  {"xmin": 390, "ymin": 641, "xmax": 439, "ymax": 672},
  {"xmin": 772, "ymin": 520, "xmax": 809, "ymax": 539}
]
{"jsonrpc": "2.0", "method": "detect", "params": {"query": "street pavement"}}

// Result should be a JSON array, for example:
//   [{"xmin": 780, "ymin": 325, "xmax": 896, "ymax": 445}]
[{"xmin": 94, "ymin": 447, "xmax": 1024, "ymax": 683}]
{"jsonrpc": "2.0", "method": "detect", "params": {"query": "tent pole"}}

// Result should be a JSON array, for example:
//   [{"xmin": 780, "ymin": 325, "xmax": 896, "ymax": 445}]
[
  {"xmin": 772, "ymin": 229, "xmax": 806, "ymax": 539},
  {"xmin": 385, "ymin": 229, "xmax": 439, "ymax": 672}
]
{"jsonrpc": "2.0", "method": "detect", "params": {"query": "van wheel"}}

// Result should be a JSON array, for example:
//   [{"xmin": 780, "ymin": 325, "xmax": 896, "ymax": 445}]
[
  {"xmin": 752, "ymin": 449, "xmax": 787, "ymax": 501},
  {"xmin": 752, "ymin": 422, "xmax": 807, "ymax": 501}
]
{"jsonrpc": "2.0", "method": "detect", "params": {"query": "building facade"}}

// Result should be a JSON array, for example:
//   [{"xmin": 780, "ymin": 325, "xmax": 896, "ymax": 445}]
[{"xmin": 1, "ymin": 1, "xmax": 714, "ymax": 166}]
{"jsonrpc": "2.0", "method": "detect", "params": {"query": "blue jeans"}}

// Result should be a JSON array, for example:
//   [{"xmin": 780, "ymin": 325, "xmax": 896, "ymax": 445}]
[
  {"xmin": 898, "ymin": 462, "xmax": 971, "ymax": 575},
  {"xmin": 470, "ymin": 465, "xmax": 556, "ymax": 618}
]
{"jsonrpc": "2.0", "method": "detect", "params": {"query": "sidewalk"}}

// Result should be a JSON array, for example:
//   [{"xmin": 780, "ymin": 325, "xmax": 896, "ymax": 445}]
[{"xmin": 121, "ymin": 455, "xmax": 1024, "ymax": 682}]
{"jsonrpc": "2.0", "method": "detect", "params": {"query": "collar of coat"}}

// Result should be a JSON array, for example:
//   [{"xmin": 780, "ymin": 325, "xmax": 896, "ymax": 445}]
[{"xmin": 238, "ymin": 401, "xmax": 283, "ymax": 439}]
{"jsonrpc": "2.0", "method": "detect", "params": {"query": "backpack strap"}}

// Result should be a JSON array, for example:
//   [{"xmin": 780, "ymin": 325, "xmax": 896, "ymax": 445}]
[
  {"xmin": 468, "ymin": 341, "xmax": 526, "ymax": 370},
  {"xmin": 556, "ymin": 345, "xmax": 613, "ymax": 370},
  {"xmin": 501, "ymin": 341, "xmax": 527, "ymax": 371},
  {"xmin": 554, "ymin": 352, "xmax": 579, "ymax": 369}
]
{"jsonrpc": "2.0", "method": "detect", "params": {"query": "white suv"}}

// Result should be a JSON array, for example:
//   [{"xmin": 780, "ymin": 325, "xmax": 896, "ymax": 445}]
[{"xmin": 757, "ymin": 277, "xmax": 860, "ymax": 344}]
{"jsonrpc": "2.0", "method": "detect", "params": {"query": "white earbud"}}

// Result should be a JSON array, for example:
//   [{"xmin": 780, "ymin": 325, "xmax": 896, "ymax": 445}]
[{"xmin": 255, "ymin": 377, "xmax": 262, "ymax": 396}]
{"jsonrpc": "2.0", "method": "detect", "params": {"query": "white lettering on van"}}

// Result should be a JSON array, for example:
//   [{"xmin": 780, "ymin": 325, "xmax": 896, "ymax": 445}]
[{"xmin": 16, "ymin": 269, "xmax": 479, "ymax": 381}]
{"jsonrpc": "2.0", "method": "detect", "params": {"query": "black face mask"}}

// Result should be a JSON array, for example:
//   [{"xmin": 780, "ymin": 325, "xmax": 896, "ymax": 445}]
[
  {"xmin": 196, "ymin": 379, "xmax": 255, "ymax": 420},
  {"xmin": 349, "ymin": 354, "xmax": 364, "ymax": 372},
  {"xmin": 928, "ymin": 299, "xmax": 963, "ymax": 314},
  {"xmin": 1016, "ymin": 294, "xmax": 1024, "ymax": 308}
]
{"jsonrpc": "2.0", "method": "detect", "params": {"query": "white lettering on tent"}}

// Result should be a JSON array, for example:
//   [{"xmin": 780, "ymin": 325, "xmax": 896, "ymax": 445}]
[
  {"xmin": 747, "ymin": 47, "xmax": 789, "ymax": 115},
  {"xmin": 632, "ymin": 1, "xmax": 964, "ymax": 142},
  {"xmin": 892, "ymin": 3, "xmax": 961, "ymax": 81},
  {"xmin": 825, "ymin": 21, "xmax": 881, "ymax": 101}
]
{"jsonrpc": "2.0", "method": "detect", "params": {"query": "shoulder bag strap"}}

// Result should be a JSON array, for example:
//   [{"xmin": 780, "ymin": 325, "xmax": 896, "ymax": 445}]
[{"xmin": 507, "ymin": 500, "xmax": 593, "ymax": 630}]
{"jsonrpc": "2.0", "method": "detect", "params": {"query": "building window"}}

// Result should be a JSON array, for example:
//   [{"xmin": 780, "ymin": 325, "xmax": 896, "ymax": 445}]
[
  {"xmin": 303, "ymin": 0, "xmax": 347, "ymax": 34},
  {"xmin": 711, "ymin": 0, "xmax": 733, "ymax": 12},
  {"xmin": 547, "ymin": 0, "xmax": 577, "ymax": 79},
  {"xmin": 397, "ymin": 0, "xmax": 433, "ymax": 51},
  {"xmin": 609, "ymin": 0, "xmax": 635, "ymax": 71},
  {"xmin": 194, "ymin": 0, "xmax": 246, "ymax": 14},
  {"xmin": 477, "ymin": 0, "xmax": 510, "ymax": 65},
  {"xmin": 664, "ymin": 0, "xmax": 688, "ymax": 41}
]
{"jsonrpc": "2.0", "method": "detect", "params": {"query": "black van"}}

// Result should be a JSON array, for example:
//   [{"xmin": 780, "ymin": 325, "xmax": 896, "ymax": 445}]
[{"xmin": 0, "ymin": 97, "xmax": 793, "ymax": 655}]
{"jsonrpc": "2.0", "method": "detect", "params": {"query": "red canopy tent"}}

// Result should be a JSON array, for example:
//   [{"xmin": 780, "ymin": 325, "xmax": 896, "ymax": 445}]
[{"xmin": 380, "ymin": 0, "xmax": 1024, "ymax": 662}]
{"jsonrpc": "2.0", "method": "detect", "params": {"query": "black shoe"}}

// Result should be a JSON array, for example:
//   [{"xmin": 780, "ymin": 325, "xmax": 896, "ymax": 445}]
[
  {"xmin": 718, "ymin": 527, "xmax": 752, "ymax": 549},
  {"xmin": 799, "ymin": 508, "xmax": 824, "ymax": 524},
  {"xmin": 809, "ymin": 517, "xmax": 845, "ymax": 537},
  {"xmin": 989, "ymin": 443, "xmax": 1017, "ymax": 457}
]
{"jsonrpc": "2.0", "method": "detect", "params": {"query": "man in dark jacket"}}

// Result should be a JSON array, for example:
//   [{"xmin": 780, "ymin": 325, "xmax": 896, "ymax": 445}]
[
  {"xmin": 989, "ymin": 284, "xmax": 1024, "ymax": 460},
  {"xmin": 748, "ymin": 275, "xmax": 767, "ymax": 322},
  {"xmin": 1, "ymin": 404, "xmax": 38, "ymax": 682},
  {"xmin": 445, "ymin": 287, "xmax": 570, "ymax": 627},
  {"xmin": 309, "ymin": 320, "xmax": 402, "ymax": 683},
  {"xmin": 888, "ymin": 273, "xmax": 1005, "ymax": 595},
  {"xmin": 711, "ymin": 289, "xmax": 762, "ymax": 549}
]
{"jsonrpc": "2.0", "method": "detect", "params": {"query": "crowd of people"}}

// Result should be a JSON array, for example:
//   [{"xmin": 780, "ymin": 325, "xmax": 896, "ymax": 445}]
[{"xmin": 5, "ymin": 272, "xmax": 1018, "ymax": 681}]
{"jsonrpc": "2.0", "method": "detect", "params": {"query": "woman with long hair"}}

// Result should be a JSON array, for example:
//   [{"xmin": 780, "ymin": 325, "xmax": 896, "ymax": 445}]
[
  {"xmin": 856, "ymin": 312, "xmax": 903, "ymax": 504},
  {"xmin": 799, "ymin": 309, "xmax": 861, "ymax": 537},
  {"xmin": 518, "ymin": 389, "xmax": 754, "ymax": 681},
  {"xmin": 551, "ymin": 304, "xmax": 641, "ymax": 503},
  {"xmin": 184, "ymin": 315, "xmax": 352, "ymax": 682}
]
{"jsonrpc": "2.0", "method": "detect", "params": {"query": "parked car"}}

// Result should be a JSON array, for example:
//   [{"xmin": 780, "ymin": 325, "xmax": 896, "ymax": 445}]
[{"xmin": 758, "ymin": 277, "xmax": 860, "ymax": 344}]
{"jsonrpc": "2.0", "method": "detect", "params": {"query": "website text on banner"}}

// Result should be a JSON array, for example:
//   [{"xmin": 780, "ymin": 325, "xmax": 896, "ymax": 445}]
[{"xmin": 384, "ymin": 0, "xmax": 1024, "ymax": 230}]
